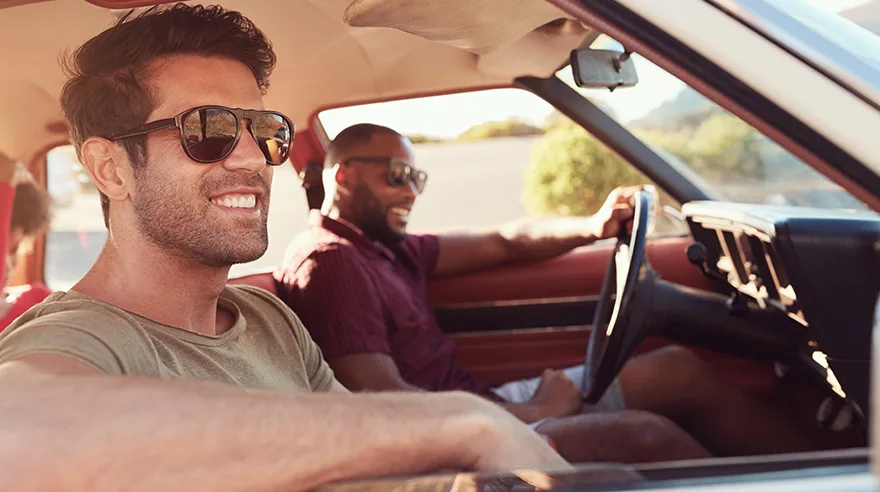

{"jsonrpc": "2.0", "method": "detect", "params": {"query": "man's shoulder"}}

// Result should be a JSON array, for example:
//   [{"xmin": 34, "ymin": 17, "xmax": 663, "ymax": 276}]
[
  {"xmin": 275, "ymin": 229, "xmax": 366, "ymax": 277},
  {"xmin": 6, "ymin": 290, "xmax": 139, "ymax": 329},
  {"xmin": 0, "ymin": 290, "xmax": 154, "ymax": 356}
]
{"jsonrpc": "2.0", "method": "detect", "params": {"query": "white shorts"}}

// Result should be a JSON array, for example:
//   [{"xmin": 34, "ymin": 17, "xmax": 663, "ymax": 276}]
[{"xmin": 491, "ymin": 364, "xmax": 627, "ymax": 430}]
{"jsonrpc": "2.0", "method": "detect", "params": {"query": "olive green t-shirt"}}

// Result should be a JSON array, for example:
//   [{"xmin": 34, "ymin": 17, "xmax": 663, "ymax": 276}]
[{"xmin": 0, "ymin": 285, "xmax": 334, "ymax": 392}]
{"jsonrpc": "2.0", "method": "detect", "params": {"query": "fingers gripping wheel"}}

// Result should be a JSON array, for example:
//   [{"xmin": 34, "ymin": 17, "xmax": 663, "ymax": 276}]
[{"xmin": 582, "ymin": 190, "xmax": 658, "ymax": 403}]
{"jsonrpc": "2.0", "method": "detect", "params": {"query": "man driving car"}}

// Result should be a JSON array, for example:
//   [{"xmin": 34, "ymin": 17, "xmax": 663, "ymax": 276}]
[
  {"xmin": 0, "ymin": 6, "xmax": 572, "ymax": 490},
  {"xmin": 274, "ymin": 123, "xmax": 816, "ymax": 461}
]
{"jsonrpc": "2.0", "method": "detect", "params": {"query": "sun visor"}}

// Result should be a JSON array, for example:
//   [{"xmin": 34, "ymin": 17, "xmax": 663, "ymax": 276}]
[{"xmin": 343, "ymin": 0, "xmax": 579, "ymax": 54}]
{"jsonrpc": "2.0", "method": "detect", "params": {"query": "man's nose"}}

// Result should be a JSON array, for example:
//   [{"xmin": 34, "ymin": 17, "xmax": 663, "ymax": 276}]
[
  {"xmin": 222, "ymin": 123, "xmax": 268, "ymax": 175},
  {"xmin": 403, "ymin": 180, "xmax": 418, "ymax": 200}
]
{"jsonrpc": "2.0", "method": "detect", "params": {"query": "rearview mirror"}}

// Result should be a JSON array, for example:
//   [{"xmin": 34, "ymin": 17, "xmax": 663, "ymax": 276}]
[{"xmin": 570, "ymin": 48, "xmax": 638, "ymax": 91}]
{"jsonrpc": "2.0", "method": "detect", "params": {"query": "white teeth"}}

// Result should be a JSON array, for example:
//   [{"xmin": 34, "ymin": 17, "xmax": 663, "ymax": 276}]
[{"xmin": 211, "ymin": 194, "xmax": 257, "ymax": 209}]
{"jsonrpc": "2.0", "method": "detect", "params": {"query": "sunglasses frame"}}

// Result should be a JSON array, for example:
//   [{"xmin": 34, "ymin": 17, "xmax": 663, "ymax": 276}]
[
  {"xmin": 343, "ymin": 156, "xmax": 428, "ymax": 194},
  {"xmin": 108, "ymin": 105, "xmax": 295, "ymax": 165}
]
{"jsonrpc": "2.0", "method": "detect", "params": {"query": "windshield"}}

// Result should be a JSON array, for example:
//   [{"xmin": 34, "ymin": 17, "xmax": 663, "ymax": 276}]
[
  {"xmin": 557, "ymin": 35, "xmax": 868, "ymax": 210},
  {"xmin": 718, "ymin": 0, "xmax": 880, "ymax": 102}
]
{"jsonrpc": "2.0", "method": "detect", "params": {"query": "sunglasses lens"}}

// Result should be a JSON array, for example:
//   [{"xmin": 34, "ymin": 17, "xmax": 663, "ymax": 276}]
[
  {"xmin": 252, "ymin": 113, "xmax": 293, "ymax": 165},
  {"xmin": 413, "ymin": 171, "xmax": 428, "ymax": 193},
  {"xmin": 181, "ymin": 108, "xmax": 238, "ymax": 162},
  {"xmin": 389, "ymin": 162, "xmax": 409, "ymax": 187}
]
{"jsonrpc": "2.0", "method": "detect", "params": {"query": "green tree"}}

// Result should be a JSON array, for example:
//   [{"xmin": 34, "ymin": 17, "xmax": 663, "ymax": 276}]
[{"xmin": 524, "ymin": 123, "xmax": 645, "ymax": 216}]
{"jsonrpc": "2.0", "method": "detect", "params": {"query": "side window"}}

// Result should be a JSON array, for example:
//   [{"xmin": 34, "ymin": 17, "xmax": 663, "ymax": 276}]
[
  {"xmin": 45, "ymin": 145, "xmax": 106, "ymax": 290},
  {"xmin": 317, "ymin": 88, "xmax": 679, "ymax": 235}
]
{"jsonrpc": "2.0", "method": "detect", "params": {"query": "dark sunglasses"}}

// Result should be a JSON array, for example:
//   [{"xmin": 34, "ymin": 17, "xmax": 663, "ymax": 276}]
[
  {"xmin": 345, "ymin": 156, "xmax": 428, "ymax": 194},
  {"xmin": 109, "ymin": 105, "xmax": 295, "ymax": 165}
]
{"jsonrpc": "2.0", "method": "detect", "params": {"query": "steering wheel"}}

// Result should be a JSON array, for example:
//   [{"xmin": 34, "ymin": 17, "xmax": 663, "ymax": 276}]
[{"xmin": 582, "ymin": 190, "xmax": 658, "ymax": 403}]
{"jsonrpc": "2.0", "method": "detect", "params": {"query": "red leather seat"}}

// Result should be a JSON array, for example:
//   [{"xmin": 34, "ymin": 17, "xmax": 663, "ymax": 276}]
[{"xmin": 227, "ymin": 271, "xmax": 279, "ymax": 297}]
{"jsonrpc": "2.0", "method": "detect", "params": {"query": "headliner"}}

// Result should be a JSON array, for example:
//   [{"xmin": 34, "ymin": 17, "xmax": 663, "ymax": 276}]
[{"xmin": 0, "ymin": 0, "xmax": 590, "ymax": 162}]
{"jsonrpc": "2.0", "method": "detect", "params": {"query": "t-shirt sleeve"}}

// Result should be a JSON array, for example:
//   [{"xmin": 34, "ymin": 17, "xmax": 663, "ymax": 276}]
[
  {"xmin": 287, "ymin": 310, "xmax": 335, "ymax": 392},
  {"xmin": 0, "ymin": 311, "xmax": 125, "ymax": 374},
  {"xmin": 406, "ymin": 233, "xmax": 440, "ymax": 276},
  {"xmin": 279, "ymin": 247, "xmax": 392, "ymax": 360}
]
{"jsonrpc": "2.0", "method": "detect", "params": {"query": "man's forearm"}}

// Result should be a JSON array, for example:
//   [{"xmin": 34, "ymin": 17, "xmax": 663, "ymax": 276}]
[
  {"xmin": 499, "ymin": 401, "xmax": 550, "ymax": 424},
  {"xmin": 0, "ymin": 365, "xmax": 522, "ymax": 491},
  {"xmin": 497, "ymin": 215, "xmax": 599, "ymax": 263}
]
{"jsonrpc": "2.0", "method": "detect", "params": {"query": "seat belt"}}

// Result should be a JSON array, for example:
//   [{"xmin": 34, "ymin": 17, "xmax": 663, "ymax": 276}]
[{"xmin": 300, "ymin": 161, "xmax": 325, "ymax": 210}]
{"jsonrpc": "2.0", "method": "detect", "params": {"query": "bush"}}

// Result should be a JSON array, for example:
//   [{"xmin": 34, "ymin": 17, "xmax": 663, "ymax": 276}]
[
  {"xmin": 524, "ymin": 123, "xmax": 646, "ymax": 216},
  {"xmin": 406, "ymin": 134, "xmax": 444, "ymax": 144},
  {"xmin": 457, "ymin": 118, "xmax": 544, "ymax": 141}
]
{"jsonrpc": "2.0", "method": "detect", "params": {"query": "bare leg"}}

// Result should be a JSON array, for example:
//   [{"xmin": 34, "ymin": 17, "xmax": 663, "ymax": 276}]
[
  {"xmin": 619, "ymin": 345, "xmax": 816, "ymax": 456},
  {"xmin": 537, "ymin": 410, "xmax": 711, "ymax": 464}
]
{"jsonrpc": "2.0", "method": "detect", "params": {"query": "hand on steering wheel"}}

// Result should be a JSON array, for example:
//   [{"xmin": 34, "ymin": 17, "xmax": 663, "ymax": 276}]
[{"xmin": 582, "ymin": 187, "xmax": 658, "ymax": 403}]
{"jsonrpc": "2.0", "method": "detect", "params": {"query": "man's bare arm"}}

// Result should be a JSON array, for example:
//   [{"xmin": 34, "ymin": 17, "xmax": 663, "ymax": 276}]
[
  {"xmin": 434, "ymin": 186, "xmax": 641, "ymax": 277},
  {"xmin": 329, "ymin": 353, "xmax": 576, "ymax": 424},
  {"xmin": 0, "ymin": 355, "xmax": 569, "ymax": 492}
]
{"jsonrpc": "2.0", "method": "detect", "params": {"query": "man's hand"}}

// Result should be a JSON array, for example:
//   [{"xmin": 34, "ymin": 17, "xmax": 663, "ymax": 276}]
[
  {"xmin": 461, "ymin": 393, "xmax": 572, "ymax": 471},
  {"xmin": 528, "ymin": 369, "xmax": 583, "ymax": 420},
  {"xmin": 589, "ymin": 185, "xmax": 644, "ymax": 240}
]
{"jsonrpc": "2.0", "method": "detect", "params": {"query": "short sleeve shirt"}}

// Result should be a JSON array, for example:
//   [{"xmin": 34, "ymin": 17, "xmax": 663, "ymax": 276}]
[
  {"xmin": 274, "ymin": 212, "xmax": 495, "ymax": 397},
  {"xmin": 0, "ymin": 284, "xmax": 334, "ymax": 392}
]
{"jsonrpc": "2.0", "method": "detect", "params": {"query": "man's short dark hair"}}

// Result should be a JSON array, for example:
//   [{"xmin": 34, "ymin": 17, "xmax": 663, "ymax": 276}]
[
  {"xmin": 11, "ymin": 182, "xmax": 51, "ymax": 238},
  {"xmin": 59, "ymin": 3, "xmax": 277, "ymax": 228},
  {"xmin": 325, "ymin": 123, "xmax": 403, "ymax": 168}
]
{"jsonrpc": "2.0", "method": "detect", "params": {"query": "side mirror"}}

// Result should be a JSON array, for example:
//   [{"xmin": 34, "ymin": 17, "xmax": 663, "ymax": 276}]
[{"xmin": 570, "ymin": 48, "xmax": 638, "ymax": 91}]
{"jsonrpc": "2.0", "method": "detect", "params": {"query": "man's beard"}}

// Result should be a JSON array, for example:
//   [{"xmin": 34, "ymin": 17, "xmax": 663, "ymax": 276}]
[
  {"xmin": 351, "ymin": 183, "xmax": 406, "ymax": 246},
  {"xmin": 132, "ymin": 167, "xmax": 271, "ymax": 267}
]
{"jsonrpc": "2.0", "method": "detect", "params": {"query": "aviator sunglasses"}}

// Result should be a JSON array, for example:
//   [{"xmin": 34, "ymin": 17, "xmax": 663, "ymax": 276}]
[
  {"xmin": 344, "ymin": 156, "xmax": 428, "ymax": 194},
  {"xmin": 109, "ymin": 105, "xmax": 295, "ymax": 165}
]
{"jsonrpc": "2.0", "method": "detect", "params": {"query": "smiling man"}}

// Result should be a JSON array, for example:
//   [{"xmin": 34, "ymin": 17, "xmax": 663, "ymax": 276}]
[
  {"xmin": 274, "ymin": 123, "xmax": 817, "ymax": 462},
  {"xmin": 0, "ymin": 5, "xmax": 571, "ymax": 491}
]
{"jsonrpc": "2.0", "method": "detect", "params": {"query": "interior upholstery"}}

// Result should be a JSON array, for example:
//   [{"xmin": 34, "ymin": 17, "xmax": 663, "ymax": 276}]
[
  {"xmin": 428, "ymin": 236, "xmax": 710, "ymax": 305},
  {"xmin": 0, "ymin": 0, "xmax": 591, "ymax": 165},
  {"xmin": 228, "ymin": 270, "xmax": 279, "ymax": 297}
]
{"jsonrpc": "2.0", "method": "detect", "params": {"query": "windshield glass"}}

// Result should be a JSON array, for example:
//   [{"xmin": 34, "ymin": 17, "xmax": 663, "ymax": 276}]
[
  {"xmin": 557, "ymin": 35, "xmax": 868, "ymax": 210},
  {"xmin": 721, "ymin": 0, "xmax": 880, "ymax": 98}
]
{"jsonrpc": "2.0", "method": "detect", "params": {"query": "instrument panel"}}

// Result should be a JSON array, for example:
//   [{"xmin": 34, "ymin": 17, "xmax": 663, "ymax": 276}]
[{"xmin": 680, "ymin": 201, "xmax": 880, "ymax": 414}]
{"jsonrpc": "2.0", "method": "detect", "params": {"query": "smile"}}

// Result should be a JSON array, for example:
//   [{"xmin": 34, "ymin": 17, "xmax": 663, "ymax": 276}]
[{"xmin": 210, "ymin": 193, "xmax": 258, "ymax": 210}]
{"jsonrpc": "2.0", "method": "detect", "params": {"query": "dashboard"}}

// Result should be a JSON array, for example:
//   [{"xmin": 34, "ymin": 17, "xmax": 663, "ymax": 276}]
[{"xmin": 681, "ymin": 201, "xmax": 880, "ymax": 414}]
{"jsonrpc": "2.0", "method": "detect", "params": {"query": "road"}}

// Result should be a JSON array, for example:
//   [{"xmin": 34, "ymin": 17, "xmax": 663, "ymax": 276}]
[{"xmin": 45, "ymin": 137, "xmax": 542, "ymax": 289}]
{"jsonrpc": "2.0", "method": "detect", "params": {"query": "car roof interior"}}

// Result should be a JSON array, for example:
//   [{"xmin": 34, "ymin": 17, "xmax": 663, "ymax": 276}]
[{"xmin": 0, "ymin": 0, "xmax": 591, "ymax": 164}]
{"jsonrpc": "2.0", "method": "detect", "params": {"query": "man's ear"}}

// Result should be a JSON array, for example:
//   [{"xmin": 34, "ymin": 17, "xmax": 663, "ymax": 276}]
[
  {"xmin": 326, "ymin": 162, "xmax": 351, "ymax": 194},
  {"xmin": 79, "ymin": 137, "xmax": 132, "ymax": 202}
]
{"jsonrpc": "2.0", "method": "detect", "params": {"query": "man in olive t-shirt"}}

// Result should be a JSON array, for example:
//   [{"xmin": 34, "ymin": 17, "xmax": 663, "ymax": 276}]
[{"xmin": 0, "ymin": 6, "xmax": 567, "ymax": 491}]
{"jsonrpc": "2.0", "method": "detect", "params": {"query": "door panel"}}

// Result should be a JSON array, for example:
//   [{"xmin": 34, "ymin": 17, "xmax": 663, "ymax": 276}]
[
  {"xmin": 429, "ymin": 235, "xmax": 775, "ymax": 392},
  {"xmin": 427, "ymin": 235, "xmax": 709, "ymax": 305}
]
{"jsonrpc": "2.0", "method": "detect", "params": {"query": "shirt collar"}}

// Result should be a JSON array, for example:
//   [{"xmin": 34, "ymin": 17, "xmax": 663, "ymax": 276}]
[{"xmin": 309, "ymin": 210, "xmax": 397, "ymax": 262}]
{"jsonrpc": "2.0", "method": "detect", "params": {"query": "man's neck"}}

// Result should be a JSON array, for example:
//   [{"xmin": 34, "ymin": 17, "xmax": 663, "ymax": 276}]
[{"xmin": 73, "ymin": 237, "xmax": 233, "ymax": 337}]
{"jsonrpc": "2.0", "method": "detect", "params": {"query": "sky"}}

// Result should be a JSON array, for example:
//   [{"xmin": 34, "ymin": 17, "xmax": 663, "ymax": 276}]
[{"xmin": 319, "ymin": 0, "xmax": 876, "ymax": 140}]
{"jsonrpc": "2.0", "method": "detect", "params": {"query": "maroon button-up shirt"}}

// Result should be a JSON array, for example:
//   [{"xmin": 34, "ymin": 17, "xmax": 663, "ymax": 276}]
[{"xmin": 274, "ymin": 211, "xmax": 496, "ymax": 397}]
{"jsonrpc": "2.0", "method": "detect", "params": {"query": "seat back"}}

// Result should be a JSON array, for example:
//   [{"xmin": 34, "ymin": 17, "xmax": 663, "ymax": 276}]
[{"xmin": 228, "ymin": 271, "xmax": 279, "ymax": 297}]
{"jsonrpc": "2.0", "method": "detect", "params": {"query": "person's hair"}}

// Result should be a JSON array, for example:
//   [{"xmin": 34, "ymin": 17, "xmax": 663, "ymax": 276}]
[
  {"xmin": 324, "ymin": 123, "xmax": 403, "ymax": 168},
  {"xmin": 59, "ymin": 3, "xmax": 277, "ymax": 228},
  {"xmin": 11, "ymin": 181, "xmax": 52, "ymax": 239}
]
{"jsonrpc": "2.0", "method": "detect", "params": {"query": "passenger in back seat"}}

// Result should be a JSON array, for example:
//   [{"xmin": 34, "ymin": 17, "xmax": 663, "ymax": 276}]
[
  {"xmin": 274, "ymin": 123, "xmax": 817, "ymax": 462},
  {"xmin": 0, "ymin": 152, "xmax": 52, "ymax": 331}
]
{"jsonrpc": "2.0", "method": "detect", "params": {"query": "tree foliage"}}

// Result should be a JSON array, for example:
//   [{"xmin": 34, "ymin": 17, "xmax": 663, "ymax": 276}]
[
  {"xmin": 524, "ymin": 121, "xmax": 645, "ymax": 216},
  {"xmin": 457, "ymin": 117, "xmax": 544, "ymax": 141}
]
